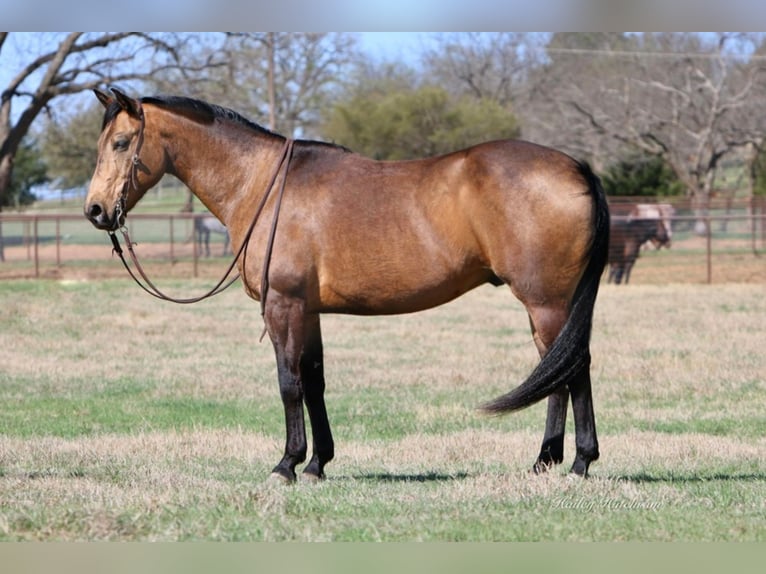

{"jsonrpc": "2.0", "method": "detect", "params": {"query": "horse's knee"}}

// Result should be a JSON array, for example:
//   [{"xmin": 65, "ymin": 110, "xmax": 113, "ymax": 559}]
[{"xmin": 278, "ymin": 374, "xmax": 303, "ymax": 403}]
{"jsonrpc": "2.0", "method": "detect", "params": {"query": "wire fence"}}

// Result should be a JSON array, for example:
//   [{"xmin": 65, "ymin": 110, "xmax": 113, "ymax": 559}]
[{"xmin": 0, "ymin": 198, "xmax": 764, "ymax": 284}]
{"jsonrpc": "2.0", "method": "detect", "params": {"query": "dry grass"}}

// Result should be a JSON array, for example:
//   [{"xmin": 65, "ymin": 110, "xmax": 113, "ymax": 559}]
[{"xmin": 1, "ymin": 279, "xmax": 765, "ymax": 540}]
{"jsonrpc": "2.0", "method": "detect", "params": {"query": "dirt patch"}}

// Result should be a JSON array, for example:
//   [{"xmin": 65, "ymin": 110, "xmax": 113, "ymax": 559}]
[{"xmin": 0, "ymin": 241, "xmax": 233, "ymax": 281}]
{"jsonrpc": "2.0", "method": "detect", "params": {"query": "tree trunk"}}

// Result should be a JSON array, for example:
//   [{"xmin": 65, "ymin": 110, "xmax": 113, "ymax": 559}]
[{"xmin": 0, "ymin": 154, "xmax": 11, "ymax": 261}]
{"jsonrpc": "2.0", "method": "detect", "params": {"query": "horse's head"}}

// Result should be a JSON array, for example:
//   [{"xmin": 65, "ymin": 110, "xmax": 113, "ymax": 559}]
[
  {"xmin": 650, "ymin": 218, "xmax": 671, "ymax": 248},
  {"xmin": 84, "ymin": 87, "xmax": 165, "ymax": 230},
  {"xmin": 632, "ymin": 204, "xmax": 674, "ymax": 250}
]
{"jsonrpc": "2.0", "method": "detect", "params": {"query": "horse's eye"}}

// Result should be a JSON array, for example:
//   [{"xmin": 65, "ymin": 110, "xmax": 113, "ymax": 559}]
[{"xmin": 113, "ymin": 138, "xmax": 130, "ymax": 152}]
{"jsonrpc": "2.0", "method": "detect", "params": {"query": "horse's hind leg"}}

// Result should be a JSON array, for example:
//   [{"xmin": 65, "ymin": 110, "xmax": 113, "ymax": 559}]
[
  {"xmin": 300, "ymin": 314, "xmax": 335, "ymax": 480},
  {"xmin": 568, "ymin": 366, "xmax": 599, "ymax": 476},
  {"xmin": 526, "ymin": 305, "xmax": 569, "ymax": 473},
  {"xmin": 534, "ymin": 386, "xmax": 568, "ymax": 473},
  {"xmin": 526, "ymin": 303, "xmax": 599, "ymax": 476}
]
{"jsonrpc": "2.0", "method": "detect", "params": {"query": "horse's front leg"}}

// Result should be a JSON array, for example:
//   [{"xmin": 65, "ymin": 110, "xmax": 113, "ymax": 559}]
[
  {"xmin": 264, "ymin": 295, "xmax": 308, "ymax": 482},
  {"xmin": 300, "ymin": 314, "xmax": 334, "ymax": 480}
]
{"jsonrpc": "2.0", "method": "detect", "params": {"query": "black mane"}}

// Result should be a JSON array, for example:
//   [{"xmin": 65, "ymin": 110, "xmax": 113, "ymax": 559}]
[
  {"xmin": 103, "ymin": 94, "xmax": 349, "ymax": 152},
  {"xmin": 141, "ymin": 95, "xmax": 278, "ymax": 138}
]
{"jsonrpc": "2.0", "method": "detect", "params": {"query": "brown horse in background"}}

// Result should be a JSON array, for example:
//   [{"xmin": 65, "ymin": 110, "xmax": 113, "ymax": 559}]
[
  {"xmin": 608, "ymin": 217, "xmax": 670, "ymax": 284},
  {"xmin": 84, "ymin": 88, "xmax": 609, "ymax": 482}
]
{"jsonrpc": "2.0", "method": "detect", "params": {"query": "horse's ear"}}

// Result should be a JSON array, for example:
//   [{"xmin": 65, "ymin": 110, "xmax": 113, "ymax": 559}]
[
  {"xmin": 109, "ymin": 87, "xmax": 141, "ymax": 118},
  {"xmin": 94, "ymin": 88, "xmax": 113, "ymax": 109}
]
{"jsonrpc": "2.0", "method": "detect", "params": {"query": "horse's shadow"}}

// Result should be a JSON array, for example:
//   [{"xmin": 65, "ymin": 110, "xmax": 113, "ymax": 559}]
[
  {"xmin": 348, "ymin": 471, "xmax": 470, "ymax": 483},
  {"xmin": 612, "ymin": 471, "xmax": 766, "ymax": 484},
  {"xmin": 343, "ymin": 470, "xmax": 766, "ymax": 485}
]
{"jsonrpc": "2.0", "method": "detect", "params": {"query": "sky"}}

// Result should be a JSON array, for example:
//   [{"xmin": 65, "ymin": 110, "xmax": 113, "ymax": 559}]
[
  {"xmin": 3, "ymin": 0, "xmax": 766, "ymax": 31},
  {"xmin": 357, "ymin": 33, "xmax": 427, "ymax": 64}
]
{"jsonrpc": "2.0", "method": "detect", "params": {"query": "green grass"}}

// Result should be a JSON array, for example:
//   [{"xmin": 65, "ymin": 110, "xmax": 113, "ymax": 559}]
[{"xmin": 1, "ymin": 279, "xmax": 765, "ymax": 540}]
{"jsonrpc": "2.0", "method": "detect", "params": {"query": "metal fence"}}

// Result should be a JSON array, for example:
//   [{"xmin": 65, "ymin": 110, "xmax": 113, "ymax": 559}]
[
  {"xmin": 606, "ymin": 196, "xmax": 765, "ymax": 284},
  {"xmin": 0, "ymin": 213, "xmax": 228, "ymax": 280},
  {"xmin": 1, "ymin": 200, "xmax": 764, "ymax": 283}
]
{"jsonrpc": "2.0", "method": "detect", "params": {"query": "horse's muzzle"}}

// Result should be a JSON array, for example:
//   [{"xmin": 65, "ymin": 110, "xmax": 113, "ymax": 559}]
[{"xmin": 84, "ymin": 201, "xmax": 123, "ymax": 231}]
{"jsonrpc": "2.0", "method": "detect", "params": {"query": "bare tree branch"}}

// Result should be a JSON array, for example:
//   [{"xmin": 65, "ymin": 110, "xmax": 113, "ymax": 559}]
[{"xmin": 522, "ymin": 32, "xmax": 766, "ymax": 202}]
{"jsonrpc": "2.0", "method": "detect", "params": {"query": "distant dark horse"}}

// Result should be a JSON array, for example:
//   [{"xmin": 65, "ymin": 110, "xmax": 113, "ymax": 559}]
[
  {"xmin": 608, "ymin": 217, "xmax": 669, "ymax": 284},
  {"xmin": 195, "ymin": 214, "xmax": 230, "ymax": 257},
  {"xmin": 85, "ymin": 88, "xmax": 609, "ymax": 482}
]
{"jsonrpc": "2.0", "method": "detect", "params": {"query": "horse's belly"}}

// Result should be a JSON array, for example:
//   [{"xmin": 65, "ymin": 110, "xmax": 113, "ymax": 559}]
[{"xmin": 316, "ymin": 266, "xmax": 490, "ymax": 315}]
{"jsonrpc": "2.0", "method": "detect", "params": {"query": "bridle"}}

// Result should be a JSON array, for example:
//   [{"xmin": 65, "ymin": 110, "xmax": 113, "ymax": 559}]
[{"xmin": 107, "ymin": 99, "xmax": 295, "ymax": 319}]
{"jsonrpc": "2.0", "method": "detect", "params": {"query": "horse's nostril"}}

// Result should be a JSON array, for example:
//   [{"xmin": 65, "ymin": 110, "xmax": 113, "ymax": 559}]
[{"xmin": 87, "ymin": 203, "xmax": 103, "ymax": 220}]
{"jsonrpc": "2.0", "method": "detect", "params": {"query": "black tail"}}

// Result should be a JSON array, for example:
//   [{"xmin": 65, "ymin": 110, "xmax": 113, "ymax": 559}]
[{"xmin": 481, "ymin": 161, "xmax": 610, "ymax": 414}]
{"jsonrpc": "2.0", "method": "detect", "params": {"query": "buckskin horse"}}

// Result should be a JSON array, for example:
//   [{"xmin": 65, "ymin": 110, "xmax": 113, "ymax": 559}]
[{"xmin": 84, "ymin": 87, "xmax": 610, "ymax": 481}]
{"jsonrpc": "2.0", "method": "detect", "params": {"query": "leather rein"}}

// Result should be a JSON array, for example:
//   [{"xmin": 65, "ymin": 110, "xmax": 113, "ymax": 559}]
[{"xmin": 107, "ymin": 100, "xmax": 294, "ymax": 319}]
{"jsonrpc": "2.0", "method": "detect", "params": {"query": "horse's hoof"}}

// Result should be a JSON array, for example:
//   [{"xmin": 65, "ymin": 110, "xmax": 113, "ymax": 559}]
[
  {"xmin": 569, "ymin": 457, "xmax": 592, "ymax": 478},
  {"xmin": 532, "ymin": 460, "xmax": 554, "ymax": 475},
  {"xmin": 301, "ymin": 471, "xmax": 325, "ymax": 483},
  {"xmin": 269, "ymin": 471, "xmax": 295, "ymax": 483}
]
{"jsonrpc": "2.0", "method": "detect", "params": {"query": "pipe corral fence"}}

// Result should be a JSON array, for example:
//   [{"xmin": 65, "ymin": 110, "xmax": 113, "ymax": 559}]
[
  {"xmin": 0, "ymin": 213, "xmax": 227, "ymax": 280},
  {"xmin": 0, "ymin": 197, "xmax": 764, "ymax": 284}
]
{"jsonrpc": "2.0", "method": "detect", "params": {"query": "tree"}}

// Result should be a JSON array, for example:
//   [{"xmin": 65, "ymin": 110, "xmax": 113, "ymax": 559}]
[
  {"xmin": 322, "ymin": 65, "xmax": 519, "ymax": 160},
  {"xmin": 149, "ymin": 32, "xmax": 359, "ymax": 138},
  {"xmin": 0, "ymin": 32, "xmax": 225, "ymax": 208},
  {"xmin": 39, "ymin": 100, "xmax": 104, "ymax": 192},
  {"xmin": 752, "ymin": 145, "xmax": 766, "ymax": 196},
  {"xmin": 524, "ymin": 32, "xmax": 766, "ymax": 210},
  {"xmin": 2, "ymin": 136, "xmax": 48, "ymax": 209},
  {"xmin": 0, "ymin": 136, "xmax": 48, "ymax": 260},
  {"xmin": 422, "ymin": 32, "xmax": 540, "ymax": 107},
  {"xmin": 519, "ymin": 32, "xmax": 642, "ymax": 170},
  {"xmin": 324, "ymin": 85, "xmax": 519, "ymax": 160},
  {"xmin": 601, "ymin": 154, "xmax": 684, "ymax": 197}
]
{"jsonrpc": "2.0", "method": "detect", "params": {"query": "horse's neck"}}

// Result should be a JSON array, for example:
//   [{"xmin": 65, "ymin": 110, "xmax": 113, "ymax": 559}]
[{"xmin": 160, "ymin": 113, "xmax": 284, "ymax": 227}]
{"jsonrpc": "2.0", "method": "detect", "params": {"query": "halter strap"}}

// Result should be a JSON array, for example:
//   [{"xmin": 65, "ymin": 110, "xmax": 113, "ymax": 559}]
[
  {"xmin": 109, "ymin": 138, "xmax": 295, "ymax": 311},
  {"xmin": 130, "ymin": 102, "xmax": 146, "ymax": 193}
]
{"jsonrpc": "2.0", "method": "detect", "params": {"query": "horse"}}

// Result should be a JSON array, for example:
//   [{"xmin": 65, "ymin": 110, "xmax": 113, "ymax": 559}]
[
  {"xmin": 195, "ymin": 214, "xmax": 231, "ymax": 257},
  {"xmin": 607, "ymin": 217, "xmax": 669, "ymax": 284},
  {"xmin": 631, "ymin": 203, "xmax": 675, "ymax": 250},
  {"xmin": 84, "ymin": 87, "xmax": 610, "ymax": 482}
]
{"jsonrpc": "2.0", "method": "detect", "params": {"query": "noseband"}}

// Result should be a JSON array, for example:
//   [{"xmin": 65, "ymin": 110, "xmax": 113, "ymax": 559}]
[{"xmin": 108, "ymin": 103, "xmax": 295, "ymax": 316}]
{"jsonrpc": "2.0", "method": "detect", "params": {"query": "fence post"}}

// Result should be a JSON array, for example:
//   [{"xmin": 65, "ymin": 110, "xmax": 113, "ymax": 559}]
[
  {"xmin": 192, "ymin": 215, "xmax": 199, "ymax": 278},
  {"xmin": 55, "ymin": 217, "xmax": 61, "ymax": 268},
  {"xmin": 705, "ymin": 215, "xmax": 712, "ymax": 284},
  {"xmin": 33, "ymin": 216, "xmax": 39, "ymax": 278},
  {"xmin": 25, "ymin": 219, "xmax": 31, "ymax": 261},
  {"xmin": 170, "ymin": 215, "xmax": 175, "ymax": 263}
]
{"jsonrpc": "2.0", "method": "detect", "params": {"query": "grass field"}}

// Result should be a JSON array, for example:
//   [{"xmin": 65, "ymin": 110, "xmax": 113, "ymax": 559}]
[{"xmin": 0, "ymin": 277, "xmax": 764, "ymax": 541}]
